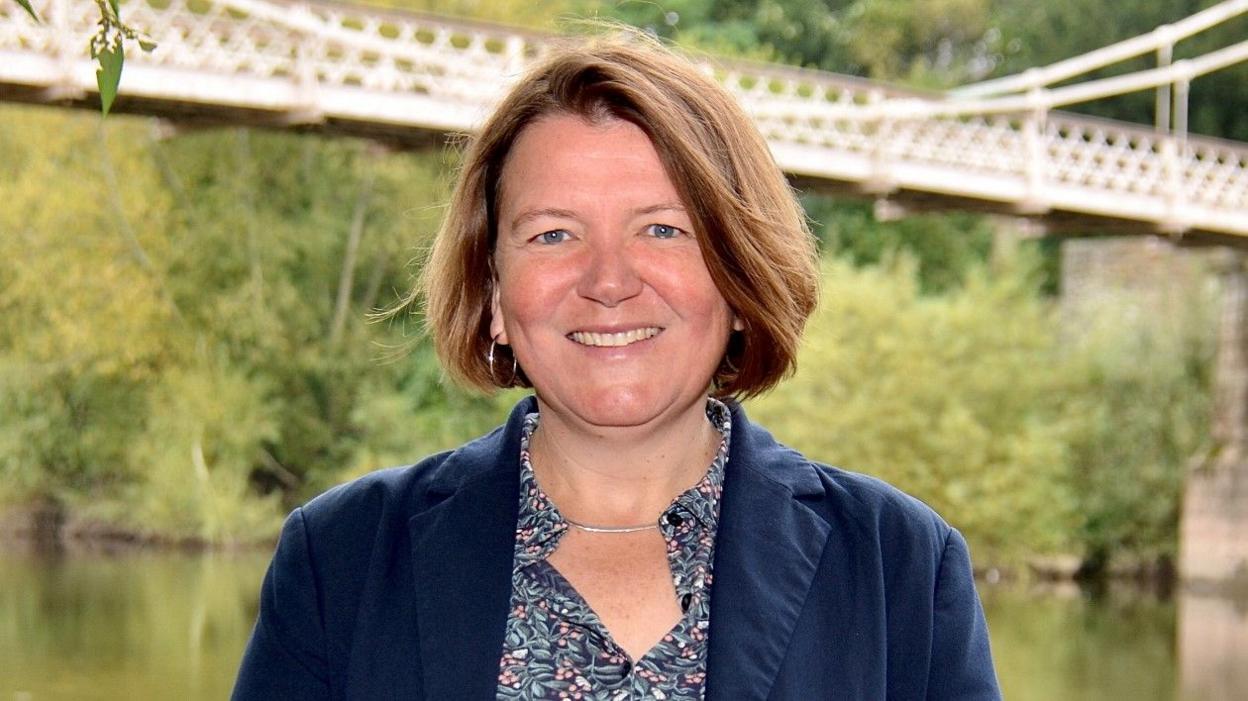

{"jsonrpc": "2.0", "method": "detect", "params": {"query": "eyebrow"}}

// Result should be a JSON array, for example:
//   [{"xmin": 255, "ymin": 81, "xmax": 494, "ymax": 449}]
[
  {"xmin": 509, "ymin": 207, "xmax": 578, "ymax": 232},
  {"xmin": 633, "ymin": 202, "xmax": 687, "ymax": 217},
  {"xmin": 508, "ymin": 202, "xmax": 688, "ymax": 232}
]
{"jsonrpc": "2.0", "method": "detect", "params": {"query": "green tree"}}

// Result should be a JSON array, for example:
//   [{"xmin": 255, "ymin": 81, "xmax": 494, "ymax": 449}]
[
  {"xmin": 595, "ymin": 0, "xmax": 996, "ymax": 86},
  {"xmin": 0, "ymin": 106, "xmax": 508, "ymax": 542},
  {"xmin": 747, "ymin": 253, "xmax": 1077, "ymax": 563},
  {"xmin": 802, "ymin": 195, "xmax": 997, "ymax": 293},
  {"xmin": 1058, "ymin": 280, "xmax": 1216, "ymax": 572},
  {"xmin": 746, "ymin": 247, "xmax": 1212, "ymax": 568}
]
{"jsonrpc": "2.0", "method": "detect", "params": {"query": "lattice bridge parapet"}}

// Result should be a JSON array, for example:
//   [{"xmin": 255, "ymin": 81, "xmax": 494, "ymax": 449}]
[{"xmin": 2, "ymin": 0, "xmax": 1245, "ymax": 239}]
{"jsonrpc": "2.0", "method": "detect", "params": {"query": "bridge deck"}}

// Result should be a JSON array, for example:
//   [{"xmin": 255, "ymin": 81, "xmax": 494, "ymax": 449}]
[{"xmin": 2, "ymin": 0, "xmax": 1245, "ymax": 241}]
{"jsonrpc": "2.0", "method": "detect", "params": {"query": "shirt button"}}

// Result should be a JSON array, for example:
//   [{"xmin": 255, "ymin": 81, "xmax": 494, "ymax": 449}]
[
  {"xmin": 665, "ymin": 512, "xmax": 684, "ymax": 527},
  {"xmin": 681, "ymin": 593, "xmax": 693, "ymax": 612}
]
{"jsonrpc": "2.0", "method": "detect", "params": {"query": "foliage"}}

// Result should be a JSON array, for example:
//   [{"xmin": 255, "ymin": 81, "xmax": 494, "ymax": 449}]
[
  {"xmin": 0, "ymin": 108, "xmax": 174, "ymax": 506},
  {"xmin": 1058, "ymin": 278, "xmax": 1216, "ymax": 570},
  {"xmin": 747, "ymin": 253, "xmax": 1077, "ymax": 562},
  {"xmin": 802, "ymin": 194, "xmax": 998, "ymax": 293},
  {"xmin": 594, "ymin": 0, "xmax": 998, "ymax": 86},
  {"xmin": 746, "ymin": 247, "xmax": 1213, "ymax": 566},
  {"xmin": 0, "ymin": 106, "xmax": 505, "ymax": 542}
]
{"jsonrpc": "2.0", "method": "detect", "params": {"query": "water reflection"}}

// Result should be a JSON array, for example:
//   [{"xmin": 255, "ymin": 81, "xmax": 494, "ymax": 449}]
[
  {"xmin": 1179, "ymin": 592, "xmax": 1248, "ymax": 701},
  {"xmin": 982, "ymin": 583, "xmax": 1177, "ymax": 701},
  {"xmin": 0, "ymin": 543, "xmax": 267, "ymax": 700},
  {"xmin": 2, "ymin": 544, "xmax": 1247, "ymax": 700}
]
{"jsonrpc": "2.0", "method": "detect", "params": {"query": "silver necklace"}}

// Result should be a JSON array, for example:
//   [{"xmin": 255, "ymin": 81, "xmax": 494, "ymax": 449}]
[{"xmin": 563, "ymin": 516, "xmax": 659, "ymax": 534}]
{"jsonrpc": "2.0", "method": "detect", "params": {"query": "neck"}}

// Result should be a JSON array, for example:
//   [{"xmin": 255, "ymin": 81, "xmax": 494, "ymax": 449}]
[{"xmin": 528, "ymin": 397, "xmax": 720, "ymax": 527}]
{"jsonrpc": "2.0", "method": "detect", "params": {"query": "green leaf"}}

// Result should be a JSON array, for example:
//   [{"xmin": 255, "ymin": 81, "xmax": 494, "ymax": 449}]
[
  {"xmin": 96, "ymin": 43, "xmax": 124, "ymax": 117},
  {"xmin": 108, "ymin": 0, "xmax": 120, "ymax": 20},
  {"xmin": 15, "ymin": 0, "xmax": 41, "ymax": 22},
  {"xmin": 138, "ymin": 38, "xmax": 158, "ymax": 53}
]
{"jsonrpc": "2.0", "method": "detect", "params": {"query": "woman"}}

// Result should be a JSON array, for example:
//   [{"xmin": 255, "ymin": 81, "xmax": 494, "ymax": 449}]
[{"xmin": 233, "ymin": 35, "xmax": 1000, "ymax": 700}]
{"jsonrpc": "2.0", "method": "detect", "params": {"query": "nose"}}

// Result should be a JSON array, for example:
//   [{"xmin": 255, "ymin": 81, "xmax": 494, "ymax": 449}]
[{"xmin": 576, "ymin": 242, "xmax": 643, "ymax": 307}]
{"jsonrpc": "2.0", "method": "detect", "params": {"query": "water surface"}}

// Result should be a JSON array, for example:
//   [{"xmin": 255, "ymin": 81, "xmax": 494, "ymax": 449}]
[
  {"xmin": 1, "ymin": 545, "xmax": 1243, "ymax": 699},
  {"xmin": 0, "ymin": 545, "xmax": 265, "ymax": 700}
]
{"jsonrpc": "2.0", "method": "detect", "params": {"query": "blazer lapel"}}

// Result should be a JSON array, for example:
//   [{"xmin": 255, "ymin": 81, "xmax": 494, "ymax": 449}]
[
  {"xmin": 404, "ymin": 398, "xmax": 832, "ymax": 700},
  {"xmin": 706, "ymin": 404, "xmax": 831, "ymax": 701},
  {"xmin": 408, "ymin": 399, "xmax": 532, "ymax": 700}
]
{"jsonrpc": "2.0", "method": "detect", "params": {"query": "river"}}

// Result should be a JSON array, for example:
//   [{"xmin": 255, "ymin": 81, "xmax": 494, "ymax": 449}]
[{"xmin": 0, "ymin": 544, "xmax": 1244, "ymax": 699}]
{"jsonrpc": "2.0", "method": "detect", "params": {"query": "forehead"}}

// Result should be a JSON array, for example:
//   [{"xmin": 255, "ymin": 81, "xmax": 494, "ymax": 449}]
[{"xmin": 497, "ymin": 114, "xmax": 684, "ymax": 216}]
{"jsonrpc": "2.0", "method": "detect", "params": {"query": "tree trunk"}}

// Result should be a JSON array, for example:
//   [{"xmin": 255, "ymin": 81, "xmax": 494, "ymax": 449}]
[{"xmin": 328, "ymin": 162, "xmax": 376, "ymax": 348}]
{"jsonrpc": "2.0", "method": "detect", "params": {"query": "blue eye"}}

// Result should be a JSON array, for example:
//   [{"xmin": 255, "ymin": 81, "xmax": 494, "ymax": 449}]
[
  {"xmin": 648, "ymin": 224, "xmax": 682, "ymax": 239},
  {"xmin": 536, "ymin": 230, "xmax": 570, "ymax": 245}
]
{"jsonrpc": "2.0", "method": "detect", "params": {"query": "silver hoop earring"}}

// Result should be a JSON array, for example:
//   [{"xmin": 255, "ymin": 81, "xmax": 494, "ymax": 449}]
[
  {"xmin": 713, "ymin": 353, "xmax": 738, "ymax": 393},
  {"xmin": 720, "ymin": 328, "xmax": 744, "ymax": 377},
  {"xmin": 488, "ymin": 339, "xmax": 518, "ymax": 386}
]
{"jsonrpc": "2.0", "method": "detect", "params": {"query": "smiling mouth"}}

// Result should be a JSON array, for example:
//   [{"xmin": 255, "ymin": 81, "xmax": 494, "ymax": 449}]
[{"xmin": 567, "ymin": 327, "xmax": 664, "ymax": 348}]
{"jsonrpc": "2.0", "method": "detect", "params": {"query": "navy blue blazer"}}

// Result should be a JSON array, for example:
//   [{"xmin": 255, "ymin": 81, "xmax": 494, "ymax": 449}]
[{"xmin": 233, "ymin": 397, "xmax": 1000, "ymax": 700}]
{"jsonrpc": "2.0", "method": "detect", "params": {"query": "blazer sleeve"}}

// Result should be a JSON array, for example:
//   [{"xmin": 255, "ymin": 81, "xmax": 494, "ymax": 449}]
[
  {"xmin": 232, "ymin": 507, "xmax": 332, "ymax": 700},
  {"xmin": 927, "ymin": 528, "xmax": 1002, "ymax": 700}
]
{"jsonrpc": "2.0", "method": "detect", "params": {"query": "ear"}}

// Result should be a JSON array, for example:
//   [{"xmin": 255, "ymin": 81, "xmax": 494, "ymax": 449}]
[{"xmin": 489, "ymin": 281, "xmax": 509, "ymax": 345}]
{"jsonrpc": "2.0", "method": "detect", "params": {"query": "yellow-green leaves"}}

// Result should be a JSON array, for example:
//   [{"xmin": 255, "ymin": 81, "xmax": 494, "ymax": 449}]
[{"xmin": 0, "ymin": 106, "xmax": 508, "ymax": 543}]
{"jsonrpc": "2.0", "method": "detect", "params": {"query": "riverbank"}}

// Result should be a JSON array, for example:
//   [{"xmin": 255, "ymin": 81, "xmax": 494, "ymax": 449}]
[
  {"xmin": 1, "ymin": 500, "xmax": 1185, "ymax": 589},
  {"xmin": 0, "ymin": 501, "xmax": 273, "ymax": 552},
  {"xmin": 1, "ymin": 543, "xmax": 1217, "ymax": 701}
]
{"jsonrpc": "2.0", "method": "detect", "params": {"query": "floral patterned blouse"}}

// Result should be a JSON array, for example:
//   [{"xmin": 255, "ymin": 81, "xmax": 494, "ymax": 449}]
[{"xmin": 496, "ymin": 399, "xmax": 731, "ymax": 700}]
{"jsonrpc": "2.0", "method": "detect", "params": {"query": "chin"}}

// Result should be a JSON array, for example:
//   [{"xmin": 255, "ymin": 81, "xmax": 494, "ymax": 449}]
[{"xmin": 540, "ymin": 384, "xmax": 696, "ymax": 430}]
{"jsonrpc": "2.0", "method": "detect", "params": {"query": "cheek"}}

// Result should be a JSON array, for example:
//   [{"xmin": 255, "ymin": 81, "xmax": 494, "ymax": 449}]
[
  {"xmin": 494, "ymin": 261, "xmax": 566, "ymax": 328},
  {"xmin": 647, "ymin": 254, "xmax": 731, "ymax": 320}
]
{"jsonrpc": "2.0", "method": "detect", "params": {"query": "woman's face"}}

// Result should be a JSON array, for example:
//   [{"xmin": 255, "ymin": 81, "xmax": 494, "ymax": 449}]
[{"xmin": 490, "ymin": 114, "xmax": 740, "ymax": 431}]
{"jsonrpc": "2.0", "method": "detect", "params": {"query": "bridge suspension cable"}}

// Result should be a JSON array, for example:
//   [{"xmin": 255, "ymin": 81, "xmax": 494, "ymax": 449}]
[
  {"xmin": 819, "ymin": 40, "xmax": 1248, "ymax": 122},
  {"xmin": 949, "ymin": 0, "xmax": 1248, "ymax": 99}
]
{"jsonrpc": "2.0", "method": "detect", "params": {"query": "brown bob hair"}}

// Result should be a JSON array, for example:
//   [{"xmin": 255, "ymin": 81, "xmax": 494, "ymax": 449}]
[{"xmin": 415, "ymin": 33, "xmax": 819, "ymax": 399}]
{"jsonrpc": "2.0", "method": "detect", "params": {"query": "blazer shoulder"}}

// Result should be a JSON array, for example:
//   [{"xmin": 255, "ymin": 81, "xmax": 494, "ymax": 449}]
[
  {"xmin": 298, "ymin": 416, "xmax": 514, "ymax": 525},
  {"xmin": 730, "ymin": 405, "xmax": 951, "ymax": 554},
  {"xmin": 300, "ymin": 450, "xmax": 453, "ymax": 529},
  {"xmin": 811, "ymin": 461, "xmax": 952, "ymax": 553}
]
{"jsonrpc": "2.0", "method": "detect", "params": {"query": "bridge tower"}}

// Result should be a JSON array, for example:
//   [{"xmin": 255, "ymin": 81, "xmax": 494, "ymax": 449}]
[
  {"xmin": 1182, "ymin": 250, "xmax": 1248, "ymax": 591},
  {"xmin": 949, "ymin": 0, "xmax": 1248, "ymax": 589}
]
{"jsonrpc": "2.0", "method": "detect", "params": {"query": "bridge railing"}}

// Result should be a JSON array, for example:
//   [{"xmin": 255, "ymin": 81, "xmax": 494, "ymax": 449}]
[{"xmin": 1, "ymin": 0, "xmax": 1245, "ymax": 236}]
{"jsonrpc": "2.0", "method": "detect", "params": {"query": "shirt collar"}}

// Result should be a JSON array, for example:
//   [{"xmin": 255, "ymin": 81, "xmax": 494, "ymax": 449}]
[
  {"xmin": 671, "ymin": 398, "xmax": 730, "ymax": 532},
  {"xmin": 511, "ymin": 398, "xmax": 732, "ymax": 569}
]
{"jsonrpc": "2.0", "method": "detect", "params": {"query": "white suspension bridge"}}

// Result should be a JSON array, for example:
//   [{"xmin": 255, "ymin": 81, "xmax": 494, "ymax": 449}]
[
  {"xmin": 7, "ymin": 0, "xmax": 1248, "ymax": 607},
  {"xmin": 2, "ymin": 0, "xmax": 1247, "ymax": 243}
]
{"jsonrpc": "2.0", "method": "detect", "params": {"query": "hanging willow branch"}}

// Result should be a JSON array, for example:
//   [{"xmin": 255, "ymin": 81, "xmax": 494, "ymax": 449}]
[
  {"xmin": 14, "ymin": 0, "xmax": 38, "ymax": 21},
  {"xmin": 11, "ymin": 0, "xmax": 158, "ymax": 115},
  {"xmin": 89, "ymin": 0, "xmax": 158, "ymax": 115}
]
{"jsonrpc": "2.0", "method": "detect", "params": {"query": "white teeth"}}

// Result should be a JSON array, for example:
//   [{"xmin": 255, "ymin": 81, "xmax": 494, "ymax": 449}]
[{"xmin": 569, "ymin": 327, "xmax": 662, "ymax": 347}]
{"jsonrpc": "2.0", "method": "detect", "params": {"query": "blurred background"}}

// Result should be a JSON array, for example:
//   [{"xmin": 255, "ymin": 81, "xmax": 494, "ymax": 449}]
[{"xmin": 1, "ymin": 0, "xmax": 1246, "ymax": 698}]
